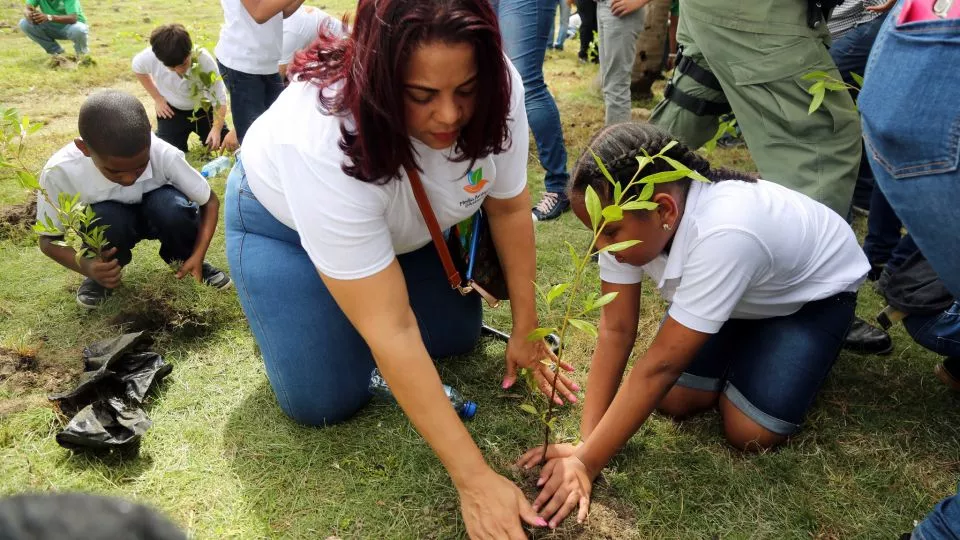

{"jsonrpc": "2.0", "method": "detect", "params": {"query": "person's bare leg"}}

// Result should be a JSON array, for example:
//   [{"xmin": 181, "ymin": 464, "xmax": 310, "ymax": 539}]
[
  {"xmin": 718, "ymin": 395, "xmax": 787, "ymax": 452},
  {"xmin": 657, "ymin": 386, "xmax": 719, "ymax": 419}
]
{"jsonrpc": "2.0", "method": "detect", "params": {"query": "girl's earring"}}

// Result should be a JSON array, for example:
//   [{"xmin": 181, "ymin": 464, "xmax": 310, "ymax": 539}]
[{"xmin": 662, "ymin": 223, "xmax": 672, "ymax": 231}]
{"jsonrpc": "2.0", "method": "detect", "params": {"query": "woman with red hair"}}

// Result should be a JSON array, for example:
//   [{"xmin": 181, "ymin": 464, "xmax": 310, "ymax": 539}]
[{"xmin": 225, "ymin": 0, "xmax": 577, "ymax": 535}]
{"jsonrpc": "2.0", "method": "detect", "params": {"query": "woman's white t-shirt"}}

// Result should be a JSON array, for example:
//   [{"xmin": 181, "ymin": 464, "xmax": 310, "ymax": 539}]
[
  {"xmin": 214, "ymin": 0, "xmax": 284, "ymax": 75},
  {"xmin": 599, "ymin": 179, "xmax": 870, "ymax": 334},
  {"xmin": 131, "ymin": 47, "xmax": 228, "ymax": 111},
  {"xmin": 240, "ymin": 62, "xmax": 528, "ymax": 280},
  {"xmin": 280, "ymin": 6, "xmax": 344, "ymax": 65}
]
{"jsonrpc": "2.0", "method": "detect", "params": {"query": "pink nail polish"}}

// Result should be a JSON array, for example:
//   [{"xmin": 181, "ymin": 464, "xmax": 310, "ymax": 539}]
[
  {"xmin": 502, "ymin": 378, "xmax": 513, "ymax": 389},
  {"xmin": 536, "ymin": 518, "xmax": 548, "ymax": 527},
  {"xmin": 537, "ymin": 477, "xmax": 545, "ymax": 487},
  {"xmin": 569, "ymin": 395, "xmax": 578, "ymax": 403},
  {"xmin": 572, "ymin": 383, "xmax": 581, "ymax": 391}
]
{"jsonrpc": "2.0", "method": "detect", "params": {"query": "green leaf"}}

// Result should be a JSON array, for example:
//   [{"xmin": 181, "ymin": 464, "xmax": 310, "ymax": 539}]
[
  {"xmin": 808, "ymin": 89, "xmax": 825, "ymax": 115},
  {"xmin": 519, "ymin": 403, "xmax": 539, "ymax": 416},
  {"xmin": 565, "ymin": 241, "xmax": 580, "ymax": 271},
  {"xmin": 850, "ymin": 72, "xmax": 864, "ymax": 88},
  {"xmin": 644, "ymin": 169, "xmax": 691, "ymax": 184},
  {"xmin": 657, "ymin": 140, "xmax": 679, "ymax": 156},
  {"xmin": 801, "ymin": 70, "xmax": 830, "ymax": 81},
  {"xmin": 527, "ymin": 327, "xmax": 557, "ymax": 342},
  {"xmin": 613, "ymin": 180, "xmax": 623, "ymax": 205},
  {"xmin": 823, "ymin": 81, "xmax": 848, "ymax": 92},
  {"xmin": 584, "ymin": 185, "xmax": 602, "ymax": 231},
  {"xmin": 598, "ymin": 239, "xmax": 641, "ymax": 253},
  {"xmin": 15, "ymin": 170, "xmax": 39, "ymax": 190},
  {"xmin": 638, "ymin": 181, "xmax": 655, "ymax": 201},
  {"xmin": 591, "ymin": 291, "xmax": 619, "ymax": 310},
  {"xmin": 635, "ymin": 155, "xmax": 653, "ymax": 173},
  {"xmin": 590, "ymin": 149, "xmax": 616, "ymax": 186},
  {"xmin": 568, "ymin": 319, "xmax": 598, "ymax": 338},
  {"xmin": 621, "ymin": 200, "xmax": 659, "ymax": 211},
  {"xmin": 546, "ymin": 283, "xmax": 570, "ymax": 308},
  {"xmin": 806, "ymin": 80, "xmax": 826, "ymax": 95},
  {"xmin": 601, "ymin": 205, "xmax": 623, "ymax": 223}
]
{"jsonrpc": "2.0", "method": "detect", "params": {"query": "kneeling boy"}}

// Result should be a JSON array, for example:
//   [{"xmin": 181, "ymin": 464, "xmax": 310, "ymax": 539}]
[{"xmin": 36, "ymin": 89, "xmax": 231, "ymax": 309}]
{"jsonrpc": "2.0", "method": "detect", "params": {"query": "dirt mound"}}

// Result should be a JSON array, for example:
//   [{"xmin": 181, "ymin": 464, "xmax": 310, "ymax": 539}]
[
  {"xmin": 0, "ymin": 345, "xmax": 76, "ymax": 417},
  {"xmin": 0, "ymin": 199, "xmax": 37, "ymax": 239}
]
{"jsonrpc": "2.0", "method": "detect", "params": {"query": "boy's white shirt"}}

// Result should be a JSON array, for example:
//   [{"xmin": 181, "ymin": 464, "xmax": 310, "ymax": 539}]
[
  {"xmin": 215, "ymin": 0, "xmax": 284, "ymax": 75},
  {"xmin": 280, "ymin": 6, "xmax": 344, "ymax": 65},
  {"xmin": 132, "ymin": 47, "xmax": 228, "ymax": 112},
  {"xmin": 36, "ymin": 135, "xmax": 211, "ymax": 235},
  {"xmin": 599, "ymin": 179, "xmax": 870, "ymax": 333},
  {"xmin": 241, "ymin": 61, "xmax": 528, "ymax": 281}
]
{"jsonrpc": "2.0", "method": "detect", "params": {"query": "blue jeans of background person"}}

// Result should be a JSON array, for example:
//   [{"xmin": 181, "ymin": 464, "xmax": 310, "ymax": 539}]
[
  {"xmin": 913, "ymin": 483, "xmax": 960, "ymax": 539},
  {"xmin": 859, "ymin": 7, "xmax": 960, "ymax": 299},
  {"xmin": 217, "ymin": 62, "xmax": 284, "ymax": 144},
  {"xmin": 18, "ymin": 18, "xmax": 88, "ymax": 55},
  {"xmin": 675, "ymin": 292, "xmax": 856, "ymax": 435},
  {"xmin": 492, "ymin": 0, "xmax": 570, "ymax": 195},
  {"xmin": 547, "ymin": 0, "xmax": 572, "ymax": 49},
  {"xmin": 862, "ymin": 181, "xmax": 905, "ymax": 268},
  {"xmin": 829, "ymin": 13, "xmax": 887, "ymax": 215},
  {"xmin": 90, "ymin": 186, "xmax": 199, "ymax": 267},
  {"xmin": 224, "ymin": 161, "xmax": 482, "ymax": 426},
  {"xmin": 902, "ymin": 301, "xmax": 960, "ymax": 358}
]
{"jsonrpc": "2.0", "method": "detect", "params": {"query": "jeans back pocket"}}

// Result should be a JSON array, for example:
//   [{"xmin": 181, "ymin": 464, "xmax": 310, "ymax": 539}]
[{"xmin": 860, "ymin": 16, "xmax": 960, "ymax": 179}]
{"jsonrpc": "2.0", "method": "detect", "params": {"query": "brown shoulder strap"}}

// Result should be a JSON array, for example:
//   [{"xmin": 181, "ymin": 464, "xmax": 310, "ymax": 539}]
[{"xmin": 404, "ymin": 166, "xmax": 462, "ymax": 290}]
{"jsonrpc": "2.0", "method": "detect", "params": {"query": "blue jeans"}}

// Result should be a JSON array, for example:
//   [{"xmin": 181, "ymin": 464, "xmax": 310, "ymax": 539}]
[
  {"xmin": 217, "ymin": 61, "xmax": 284, "ymax": 143},
  {"xmin": 492, "ymin": 0, "xmax": 570, "ymax": 195},
  {"xmin": 829, "ymin": 14, "xmax": 887, "ymax": 217},
  {"xmin": 859, "ymin": 7, "xmax": 960, "ymax": 299},
  {"xmin": 903, "ymin": 301, "xmax": 960, "ymax": 358},
  {"xmin": 547, "ymin": 0, "xmax": 572, "ymax": 49},
  {"xmin": 224, "ymin": 161, "xmax": 482, "ymax": 426},
  {"xmin": 18, "ymin": 18, "xmax": 88, "ymax": 55},
  {"xmin": 675, "ymin": 292, "xmax": 856, "ymax": 435},
  {"xmin": 862, "ymin": 181, "xmax": 906, "ymax": 268},
  {"xmin": 913, "ymin": 483, "xmax": 960, "ymax": 539},
  {"xmin": 90, "ymin": 186, "xmax": 199, "ymax": 267}
]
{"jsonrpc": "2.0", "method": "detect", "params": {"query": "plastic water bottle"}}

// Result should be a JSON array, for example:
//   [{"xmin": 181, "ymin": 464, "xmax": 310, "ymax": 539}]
[
  {"xmin": 368, "ymin": 368, "xmax": 477, "ymax": 420},
  {"xmin": 200, "ymin": 155, "xmax": 232, "ymax": 178}
]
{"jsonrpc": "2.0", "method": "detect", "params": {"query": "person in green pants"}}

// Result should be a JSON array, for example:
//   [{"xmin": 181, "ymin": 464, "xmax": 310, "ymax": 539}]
[{"xmin": 649, "ymin": 0, "xmax": 860, "ymax": 216}]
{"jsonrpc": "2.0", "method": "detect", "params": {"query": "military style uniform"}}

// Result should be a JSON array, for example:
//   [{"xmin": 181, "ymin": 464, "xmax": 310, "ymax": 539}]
[{"xmin": 650, "ymin": 0, "xmax": 861, "ymax": 215}]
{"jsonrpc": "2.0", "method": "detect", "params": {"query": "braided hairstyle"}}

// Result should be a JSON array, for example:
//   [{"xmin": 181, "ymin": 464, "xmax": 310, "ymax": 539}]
[{"xmin": 569, "ymin": 122, "xmax": 757, "ymax": 206}]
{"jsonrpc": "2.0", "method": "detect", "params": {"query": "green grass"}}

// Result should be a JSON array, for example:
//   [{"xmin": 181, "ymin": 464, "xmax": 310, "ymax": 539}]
[{"xmin": 1, "ymin": 4, "xmax": 959, "ymax": 538}]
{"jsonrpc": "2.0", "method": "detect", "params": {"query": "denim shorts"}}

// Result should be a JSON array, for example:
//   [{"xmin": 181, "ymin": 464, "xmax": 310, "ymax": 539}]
[{"xmin": 675, "ymin": 292, "xmax": 856, "ymax": 435}]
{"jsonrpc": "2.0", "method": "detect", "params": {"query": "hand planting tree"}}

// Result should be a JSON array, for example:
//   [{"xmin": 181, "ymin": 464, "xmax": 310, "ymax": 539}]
[{"xmin": 520, "ymin": 140, "xmax": 710, "ymax": 464}]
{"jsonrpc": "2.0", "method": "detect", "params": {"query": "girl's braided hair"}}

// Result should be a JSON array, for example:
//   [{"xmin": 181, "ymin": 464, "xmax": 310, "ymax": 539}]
[{"xmin": 569, "ymin": 122, "xmax": 757, "ymax": 203}]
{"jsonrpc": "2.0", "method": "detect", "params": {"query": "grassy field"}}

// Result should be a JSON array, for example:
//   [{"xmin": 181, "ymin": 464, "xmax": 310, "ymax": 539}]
[{"xmin": 1, "ymin": 1, "xmax": 958, "ymax": 538}]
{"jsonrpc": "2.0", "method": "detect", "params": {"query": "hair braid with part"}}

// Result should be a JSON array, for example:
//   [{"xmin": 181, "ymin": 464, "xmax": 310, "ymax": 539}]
[{"xmin": 569, "ymin": 122, "xmax": 757, "ymax": 204}]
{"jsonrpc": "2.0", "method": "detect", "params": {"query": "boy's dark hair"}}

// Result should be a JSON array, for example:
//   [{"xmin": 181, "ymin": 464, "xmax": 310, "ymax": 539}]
[
  {"xmin": 78, "ymin": 90, "xmax": 152, "ymax": 158},
  {"xmin": 149, "ymin": 24, "xmax": 192, "ymax": 67}
]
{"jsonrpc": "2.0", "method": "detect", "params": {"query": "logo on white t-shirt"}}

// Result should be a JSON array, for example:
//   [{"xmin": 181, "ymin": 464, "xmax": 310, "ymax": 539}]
[{"xmin": 459, "ymin": 167, "xmax": 489, "ymax": 208}]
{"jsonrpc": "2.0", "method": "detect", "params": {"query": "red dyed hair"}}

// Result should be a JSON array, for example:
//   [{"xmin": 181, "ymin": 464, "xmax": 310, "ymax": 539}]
[{"xmin": 289, "ymin": 0, "xmax": 512, "ymax": 183}]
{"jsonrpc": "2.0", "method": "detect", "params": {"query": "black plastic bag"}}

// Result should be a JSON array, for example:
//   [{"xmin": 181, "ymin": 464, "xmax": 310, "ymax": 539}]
[{"xmin": 49, "ymin": 332, "xmax": 171, "ymax": 452}]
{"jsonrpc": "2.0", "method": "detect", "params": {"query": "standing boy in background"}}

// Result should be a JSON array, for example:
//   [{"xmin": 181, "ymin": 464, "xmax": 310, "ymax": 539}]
[
  {"xmin": 36, "ymin": 90, "xmax": 231, "ymax": 309},
  {"xmin": 133, "ymin": 24, "xmax": 238, "ymax": 154},
  {"xmin": 215, "ymin": 0, "xmax": 305, "ymax": 142}
]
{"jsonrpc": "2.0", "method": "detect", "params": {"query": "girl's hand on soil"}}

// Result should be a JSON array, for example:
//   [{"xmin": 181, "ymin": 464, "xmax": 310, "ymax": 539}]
[
  {"xmin": 533, "ymin": 456, "xmax": 593, "ymax": 529},
  {"xmin": 503, "ymin": 334, "xmax": 579, "ymax": 405},
  {"xmin": 154, "ymin": 97, "xmax": 174, "ymax": 119},
  {"xmin": 205, "ymin": 128, "xmax": 223, "ymax": 151},
  {"xmin": 611, "ymin": 0, "xmax": 651, "ymax": 17},
  {"xmin": 80, "ymin": 247, "xmax": 122, "ymax": 288},
  {"xmin": 516, "ymin": 442, "xmax": 581, "ymax": 470},
  {"xmin": 457, "ymin": 468, "xmax": 547, "ymax": 539},
  {"xmin": 175, "ymin": 254, "xmax": 204, "ymax": 282}
]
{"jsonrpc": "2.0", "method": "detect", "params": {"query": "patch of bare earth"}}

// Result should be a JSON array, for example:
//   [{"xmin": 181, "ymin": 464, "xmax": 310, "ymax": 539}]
[
  {"xmin": 0, "ymin": 199, "xmax": 36, "ymax": 239},
  {"xmin": 0, "ymin": 345, "xmax": 76, "ymax": 416}
]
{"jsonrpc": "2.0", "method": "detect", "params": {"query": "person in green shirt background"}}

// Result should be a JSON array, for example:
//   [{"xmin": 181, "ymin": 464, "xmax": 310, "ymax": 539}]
[{"xmin": 18, "ymin": 0, "xmax": 92, "ymax": 68}]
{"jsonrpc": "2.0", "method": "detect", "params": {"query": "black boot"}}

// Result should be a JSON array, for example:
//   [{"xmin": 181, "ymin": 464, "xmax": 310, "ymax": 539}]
[{"xmin": 843, "ymin": 317, "xmax": 893, "ymax": 355}]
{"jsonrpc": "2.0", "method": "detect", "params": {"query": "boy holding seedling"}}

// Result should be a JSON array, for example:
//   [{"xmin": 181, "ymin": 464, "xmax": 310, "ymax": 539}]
[
  {"xmin": 36, "ymin": 90, "xmax": 231, "ymax": 309},
  {"xmin": 133, "ymin": 24, "xmax": 237, "ymax": 154}
]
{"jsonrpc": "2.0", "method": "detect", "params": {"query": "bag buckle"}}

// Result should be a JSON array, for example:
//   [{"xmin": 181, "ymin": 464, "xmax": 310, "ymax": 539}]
[{"xmin": 457, "ymin": 280, "xmax": 500, "ymax": 308}]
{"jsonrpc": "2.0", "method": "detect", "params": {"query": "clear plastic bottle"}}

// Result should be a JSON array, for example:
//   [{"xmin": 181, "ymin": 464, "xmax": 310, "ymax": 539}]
[
  {"xmin": 368, "ymin": 368, "xmax": 477, "ymax": 420},
  {"xmin": 200, "ymin": 155, "xmax": 232, "ymax": 178}
]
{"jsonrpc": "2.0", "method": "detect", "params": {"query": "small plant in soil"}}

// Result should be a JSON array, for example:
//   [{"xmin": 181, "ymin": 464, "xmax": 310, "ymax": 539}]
[
  {"xmin": 522, "ymin": 141, "xmax": 709, "ymax": 462},
  {"xmin": 0, "ymin": 106, "xmax": 109, "ymax": 262}
]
